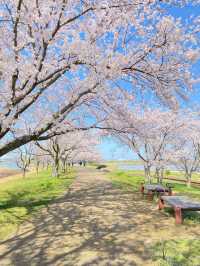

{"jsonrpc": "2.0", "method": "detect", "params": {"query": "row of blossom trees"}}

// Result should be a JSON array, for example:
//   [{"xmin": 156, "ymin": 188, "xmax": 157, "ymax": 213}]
[
  {"xmin": 15, "ymin": 131, "xmax": 101, "ymax": 177},
  {"xmin": 104, "ymin": 106, "xmax": 200, "ymax": 186},
  {"xmin": 14, "ymin": 106, "xmax": 200, "ymax": 184}
]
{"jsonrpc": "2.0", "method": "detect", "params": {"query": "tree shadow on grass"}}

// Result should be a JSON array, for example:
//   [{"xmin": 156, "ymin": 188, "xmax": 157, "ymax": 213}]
[
  {"xmin": 0, "ymin": 173, "xmax": 74, "ymax": 213},
  {"xmin": 0, "ymin": 190, "xmax": 59, "ymax": 211},
  {"xmin": 0, "ymin": 181, "xmax": 74, "ymax": 230}
]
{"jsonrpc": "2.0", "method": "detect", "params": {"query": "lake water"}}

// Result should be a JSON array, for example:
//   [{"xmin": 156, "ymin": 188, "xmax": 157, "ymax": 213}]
[
  {"xmin": 118, "ymin": 164, "xmax": 144, "ymax": 171},
  {"xmin": 0, "ymin": 160, "xmax": 18, "ymax": 170}
]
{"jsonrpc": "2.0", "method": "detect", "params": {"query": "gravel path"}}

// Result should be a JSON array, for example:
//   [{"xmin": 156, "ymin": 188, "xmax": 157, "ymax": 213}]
[{"xmin": 0, "ymin": 167, "xmax": 199, "ymax": 266}]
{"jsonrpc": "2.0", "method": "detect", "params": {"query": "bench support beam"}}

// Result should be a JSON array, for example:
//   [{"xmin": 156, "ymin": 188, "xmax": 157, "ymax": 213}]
[
  {"xmin": 147, "ymin": 191, "xmax": 154, "ymax": 201},
  {"xmin": 174, "ymin": 207, "xmax": 182, "ymax": 224},
  {"xmin": 158, "ymin": 198, "xmax": 165, "ymax": 210}
]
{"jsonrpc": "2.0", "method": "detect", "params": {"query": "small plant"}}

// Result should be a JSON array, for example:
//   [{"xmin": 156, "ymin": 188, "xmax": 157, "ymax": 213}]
[
  {"xmin": 157, "ymin": 240, "xmax": 168, "ymax": 261},
  {"xmin": 152, "ymin": 239, "xmax": 179, "ymax": 265},
  {"xmin": 152, "ymin": 239, "xmax": 200, "ymax": 266},
  {"xmin": 165, "ymin": 170, "xmax": 171, "ymax": 176}
]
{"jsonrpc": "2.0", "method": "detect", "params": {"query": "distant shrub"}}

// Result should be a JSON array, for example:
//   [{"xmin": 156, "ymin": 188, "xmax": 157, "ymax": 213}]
[
  {"xmin": 96, "ymin": 165, "xmax": 107, "ymax": 170},
  {"xmin": 165, "ymin": 170, "xmax": 171, "ymax": 176}
]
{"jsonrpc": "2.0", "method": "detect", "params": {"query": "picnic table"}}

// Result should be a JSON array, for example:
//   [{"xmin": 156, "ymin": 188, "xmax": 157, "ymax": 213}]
[
  {"xmin": 158, "ymin": 195, "xmax": 200, "ymax": 224},
  {"xmin": 141, "ymin": 183, "xmax": 172, "ymax": 201}
]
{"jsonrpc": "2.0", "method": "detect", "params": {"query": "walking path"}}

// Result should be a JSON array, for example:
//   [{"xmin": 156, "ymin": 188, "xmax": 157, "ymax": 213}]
[{"xmin": 0, "ymin": 167, "xmax": 199, "ymax": 266}]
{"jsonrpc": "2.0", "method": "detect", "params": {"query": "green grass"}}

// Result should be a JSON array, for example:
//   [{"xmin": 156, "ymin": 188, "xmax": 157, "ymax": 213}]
[
  {"xmin": 0, "ymin": 169, "xmax": 75, "ymax": 239},
  {"xmin": 165, "ymin": 170, "xmax": 200, "ymax": 182},
  {"xmin": 107, "ymin": 160, "xmax": 200, "ymax": 182},
  {"xmin": 108, "ymin": 170, "xmax": 144, "ymax": 191},
  {"xmin": 152, "ymin": 239, "xmax": 200, "ymax": 266}
]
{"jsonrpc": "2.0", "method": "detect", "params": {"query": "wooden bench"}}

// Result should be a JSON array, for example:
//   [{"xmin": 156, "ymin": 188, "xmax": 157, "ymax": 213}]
[
  {"xmin": 140, "ymin": 184, "xmax": 172, "ymax": 201},
  {"xmin": 158, "ymin": 196, "xmax": 200, "ymax": 224}
]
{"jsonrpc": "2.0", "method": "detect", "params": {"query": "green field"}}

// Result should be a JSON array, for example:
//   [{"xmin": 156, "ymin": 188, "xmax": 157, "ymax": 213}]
[
  {"xmin": 106, "ymin": 160, "xmax": 200, "ymax": 182},
  {"xmin": 0, "ymin": 169, "xmax": 75, "ymax": 240}
]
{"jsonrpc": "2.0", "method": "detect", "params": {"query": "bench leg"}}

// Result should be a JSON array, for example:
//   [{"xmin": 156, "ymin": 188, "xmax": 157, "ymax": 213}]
[
  {"xmin": 140, "ymin": 184, "xmax": 144, "ymax": 197},
  {"xmin": 158, "ymin": 198, "xmax": 165, "ymax": 210},
  {"xmin": 168, "ymin": 188, "xmax": 173, "ymax": 196},
  {"xmin": 174, "ymin": 207, "xmax": 182, "ymax": 224},
  {"xmin": 147, "ymin": 191, "xmax": 154, "ymax": 201}
]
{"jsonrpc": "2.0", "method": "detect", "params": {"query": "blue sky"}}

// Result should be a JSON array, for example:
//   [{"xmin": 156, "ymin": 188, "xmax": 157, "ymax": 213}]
[{"xmin": 99, "ymin": 137, "xmax": 137, "ymax": 161}]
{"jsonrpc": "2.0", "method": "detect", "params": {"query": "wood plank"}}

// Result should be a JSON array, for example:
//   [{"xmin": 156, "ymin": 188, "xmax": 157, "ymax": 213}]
[
  {"xmin": 145, "ymin": 184, "xmax": 168, "ymax": 192},
  {"xmin": 161, "ymin": 196, "xmax": 200, "ymax": 210}
]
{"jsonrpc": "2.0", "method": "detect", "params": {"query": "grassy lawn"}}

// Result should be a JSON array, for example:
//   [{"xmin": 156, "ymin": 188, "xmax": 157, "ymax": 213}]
[
  {"xmin": 0, "ymin": 169, "xmax": 75, "ymax": 240},
  {"xmin": 165, "ymin": 170, "xmax": 200, "ymax": 183},
  {"xmin": 108, "ymin": 169, "xmax": 144, "ymax": 191},
  {"xmin": 151, "ymin": 239, "xmax": 200, "ymax": 266},
  {"xmin": 108, "ymin": 168, "xmax": 200, "ymax": 265},
  {"xmin": 106, "ymin": 160, "xmax": 200, "ymax": 182}
]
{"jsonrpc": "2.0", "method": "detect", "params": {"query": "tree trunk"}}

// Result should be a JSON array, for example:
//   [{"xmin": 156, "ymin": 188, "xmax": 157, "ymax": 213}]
[
  {"xmin": 186, "ymin": 174, "xmax": 192, "ymax": 187},
  {"xmin": 54, "ymin": 155, "xmax": 60, "ymax": 177},
  {"xmin": 62, "ymin": 159, "xmax": 67, "ymax": 173},
  {"xmin": 144, "ymin": 165, "xmax": 151, "ymax": 184},
  {"xmin": 22, "ymin": 168, "xmax": 26, "ymax": 178},
  {"xmin": 155, "ymin": 167, "xmax": 164, "ymax": 184},
  {"xmin": 155, "ymin": 168, "xmax": 160, "ymax": 183},
  {"xmin": 160, "ymin": 168, "xmax": 164, "ymax": 184},
  {"xmin": 36, "ymin": 161, "xmax": 40, "ymax": 175},
  {"xmin": 52, "ymin": 165, "xmax": 58, "ymax": 177}
]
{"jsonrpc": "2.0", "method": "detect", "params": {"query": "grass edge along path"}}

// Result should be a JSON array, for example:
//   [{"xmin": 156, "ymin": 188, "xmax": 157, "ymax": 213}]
[
  {"xmin": 107, "ymin": 169, "xmax": 200, "ymax": 266},
  {"xmin": 0, "ymin": 169, "xmax": 75, "ymax": 240},
  {"xmin": 108, "ymin": 169, "xmax": 200, "ymax": 200}
]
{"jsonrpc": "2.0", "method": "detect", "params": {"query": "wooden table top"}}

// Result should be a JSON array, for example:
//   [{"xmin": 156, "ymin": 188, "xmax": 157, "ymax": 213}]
[
  {"xmin": 145, "ymin": 184, "xmax": 168, "ymax": 192},
  {"xmin": 161, "ymin": 196, "xmax": 200, "ymax": 210}
]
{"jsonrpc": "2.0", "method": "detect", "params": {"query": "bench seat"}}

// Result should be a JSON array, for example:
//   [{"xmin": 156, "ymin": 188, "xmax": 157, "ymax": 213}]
[{"xmin": 159, "ymin": 196, "xmax": 200, "ymax": 224}]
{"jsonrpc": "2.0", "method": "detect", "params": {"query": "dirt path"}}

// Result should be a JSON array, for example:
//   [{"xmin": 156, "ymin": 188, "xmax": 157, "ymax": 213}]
[{"xmin": 0, "ymin": 167, "xmax": 199, "ymax": 266}]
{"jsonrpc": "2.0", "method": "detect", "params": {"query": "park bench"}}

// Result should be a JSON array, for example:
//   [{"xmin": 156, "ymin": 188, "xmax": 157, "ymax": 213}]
[
  {"xmin": 158, "ymin": 195, "xmax": 200, "ymax": 224},
  {"xmin": 140, "ymin": 184, "xmax": 172, "ymax": 201}
]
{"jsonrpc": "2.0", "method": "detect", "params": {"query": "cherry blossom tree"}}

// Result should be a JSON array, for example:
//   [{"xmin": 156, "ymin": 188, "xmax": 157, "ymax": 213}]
[
  {"xmin": 36, "ymin": 137, "xmax": 63, "ymax": 177},
  {"xmin": 0, "ymin": 0, "xmax": 199, "ymax": 158},
  {"xmin": 36, "ymin": 130, "xmax": 100, "ymax": 176},
  {"xmin": 170, "ymin": 118, "xmax": 200, "ymax": 187},
  {"xmin": 104, "ymin": 105, "xmax": 186, "ymax": 183},
  {"xmin": 32, "ymin": 145, "xmax": 51, "ymax": 174},
  {"xmin": 16, "ymin": 143, "xmax": 33, "ymax": 177},
  {"xmin": 69, "ymin": 144, "xmax": 102, "ymax": 166}
]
